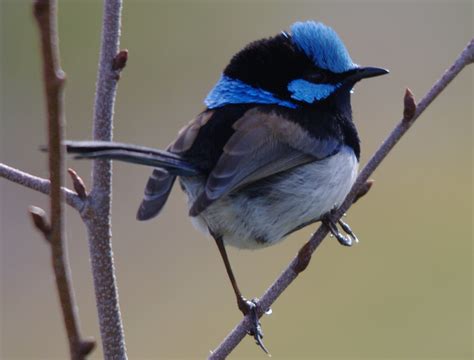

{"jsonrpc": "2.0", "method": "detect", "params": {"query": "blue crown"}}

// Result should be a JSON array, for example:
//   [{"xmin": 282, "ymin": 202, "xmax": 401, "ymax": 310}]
[{"xmin": 291, "ymin": 21, "xmax": 356, "ymax": 73}]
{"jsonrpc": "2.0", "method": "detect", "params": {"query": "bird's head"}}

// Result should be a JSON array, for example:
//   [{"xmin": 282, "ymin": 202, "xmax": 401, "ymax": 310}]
[{"xmin": 205, "ymin": 21, "xmax": 388, "ymax": 109}]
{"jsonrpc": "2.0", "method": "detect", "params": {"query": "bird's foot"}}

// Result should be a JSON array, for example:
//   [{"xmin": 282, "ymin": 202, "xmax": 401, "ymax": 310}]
[
  {"xmin": 238, "ymin": 297, "xmax": 270, "ymax": 355},
  {"xmin": 322, "ymin": 210, "xmax": 359, "ymax": 247},
  {"xmin": 338, "ymin": 217, "xmax": 359, "ymax": 244}
]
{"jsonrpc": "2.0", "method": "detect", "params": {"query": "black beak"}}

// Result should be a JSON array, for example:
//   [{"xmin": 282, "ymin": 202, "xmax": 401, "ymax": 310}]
[{"xmin": 344, "ymin": 66, "xmax": 389, "ymax": 84}]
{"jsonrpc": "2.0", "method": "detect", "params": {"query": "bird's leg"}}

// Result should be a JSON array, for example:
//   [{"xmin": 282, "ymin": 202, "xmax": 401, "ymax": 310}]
[
  {"xmin": 322, "ymin": 209, "xmax": 358, "ymax": 246},
  {"xmin": 212, "ymin": 233, "xmax": 269, "ymax": 354}
]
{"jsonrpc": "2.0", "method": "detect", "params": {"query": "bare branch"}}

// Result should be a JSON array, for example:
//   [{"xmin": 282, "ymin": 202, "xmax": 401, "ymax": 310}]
[
  {"xmin": 33, "ymin": 0, "xmax": 95, "ymax": 358},
  {"xmin": 0, "ymin": 163, "xmax": 83, "ymax": 211},
  {"xmin": 80, "ymin": 0, "xmax": 128, "ymax": 358},
  {"xmin": 209, "ymin": 37, "xmax": 474, "ymax": 360}
]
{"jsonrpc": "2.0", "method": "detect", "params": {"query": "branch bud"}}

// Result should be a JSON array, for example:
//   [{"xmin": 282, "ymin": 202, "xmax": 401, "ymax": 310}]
[
  {"xmin": 29, "ymin": 205, "xmax": 51, "ymax": 240},
  {"xmin": 403, "ymin": 88, "xmax": 417, "ymax": 121}
]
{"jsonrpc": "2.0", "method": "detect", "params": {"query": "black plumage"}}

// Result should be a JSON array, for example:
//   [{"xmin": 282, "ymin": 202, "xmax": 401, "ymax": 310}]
[{"xmin": 65, "ymin": 21, "xmax": 388, "ymax": 352}]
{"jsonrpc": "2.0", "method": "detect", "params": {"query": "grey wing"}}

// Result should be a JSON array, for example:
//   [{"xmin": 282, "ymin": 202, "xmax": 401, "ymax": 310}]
[
  {"xmin": 137, "ymin": 168, "xmax": 176, "ymax": 220},
  {"xmin": 189, "ymin": 108, "xmax": 341, "ymax": 216},
  {"xmin": 137, "ymin": 111, "xmax": 213, "ymax": 221}
]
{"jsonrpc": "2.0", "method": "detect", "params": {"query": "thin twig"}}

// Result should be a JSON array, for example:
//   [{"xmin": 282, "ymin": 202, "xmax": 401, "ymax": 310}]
[
  {"xmin": 80, "ymin": 0, "xmax": 128, "ymax": 358},
  {"xmin": 0, "ymin": 163, "xmax": 83, "ymax": 210},
  {"xmin": 209, "ymin": 38, "xmax": 474, "ymax": 360},
  {"xmin": 33, "ymin": 0, "xmax": 95, "ymax": 359}
]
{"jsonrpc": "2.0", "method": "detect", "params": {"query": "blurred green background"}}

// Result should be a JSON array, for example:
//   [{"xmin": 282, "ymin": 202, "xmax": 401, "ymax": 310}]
[{"xmin": 1, "ymin": 1, "xmax": 472, "ymax": 359}]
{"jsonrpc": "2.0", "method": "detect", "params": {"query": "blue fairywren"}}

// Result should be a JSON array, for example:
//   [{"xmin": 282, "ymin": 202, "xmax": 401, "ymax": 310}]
[{"xmin": 66, "ymin": 21, "xmax": 388, "ymax": 351}]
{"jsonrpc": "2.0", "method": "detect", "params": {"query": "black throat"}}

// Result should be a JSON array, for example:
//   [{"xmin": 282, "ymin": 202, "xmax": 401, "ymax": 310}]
[
  {"xmin": 262, "ymin": 89, "xmax": 361, "ymax": 160},
  {"xmin": 183, "ymin": 95, "xmax": 360, "ymax": 177}
]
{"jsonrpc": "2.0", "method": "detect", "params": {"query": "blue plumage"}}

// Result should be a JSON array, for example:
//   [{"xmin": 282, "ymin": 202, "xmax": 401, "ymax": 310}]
[
  {"xmin": 291, "ymin": 21, "xmax": 356, "ymax": 73},
  {"xmin": 288, "ymin": 79, "xmax": 340, "ymax": 102},
  {"xmin": 65, "ymin": 21, "xmax": 388, "ymax": 352},
  {"xmin": 205, "ymin": 75, "xmax": 297, "ymax": 109},
  {"xmin": 206, "ymin": 21, "xmax": 358, "ymax": 110}
]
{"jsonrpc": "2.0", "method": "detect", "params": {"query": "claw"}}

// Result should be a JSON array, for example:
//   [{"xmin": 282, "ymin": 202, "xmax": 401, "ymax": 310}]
[
  {"xmin": 239, "ymin": 298, "xmax": 271, "ymax": 355},
  {"xmin": 323, "ymin": 216, "xmax": 353, "ymax": 246},
  {"xmin": 338, "ymin": 218, "xmax": 359, "ymax": 244},
  {"xmin": 322, "ymin": 210, "xmax": 358, "ymax": 247}
]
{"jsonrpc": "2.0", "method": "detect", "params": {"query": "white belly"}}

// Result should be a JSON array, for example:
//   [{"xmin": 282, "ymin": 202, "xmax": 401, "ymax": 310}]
[{"xmin": 181, "ymin": 146, "xmax": 358, "ymax": 249}]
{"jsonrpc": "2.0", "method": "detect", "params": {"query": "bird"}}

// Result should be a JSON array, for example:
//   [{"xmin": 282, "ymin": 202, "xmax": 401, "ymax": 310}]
[{"xmin": 66, "ymin": 20, "xmax": 388, "ymax": 352}]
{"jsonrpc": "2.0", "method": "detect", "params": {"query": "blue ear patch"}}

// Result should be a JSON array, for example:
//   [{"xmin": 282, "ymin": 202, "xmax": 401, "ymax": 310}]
[
  {"xmin": 291, "ymin": 21, "xmax": 356, "ymax": 73},
  {"xmin": 288, "ymin": 79, "xmax": 340, "ymax": 103},
  {"xmin": 205, "ymin": 75, "xmax": 297, "ymax": 109}
]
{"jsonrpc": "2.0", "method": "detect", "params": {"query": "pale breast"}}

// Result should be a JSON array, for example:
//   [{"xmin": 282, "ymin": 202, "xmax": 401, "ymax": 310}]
[{"xmin": 180, "ymin": 146, "xmax": 358, "ymax": 249}]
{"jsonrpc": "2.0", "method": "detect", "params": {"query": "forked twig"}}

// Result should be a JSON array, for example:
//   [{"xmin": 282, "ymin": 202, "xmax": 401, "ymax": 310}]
[
  {"xmin": 0, "ymin": 0, "xmax": 129, "ymax": 357},
  {"xmin": 0, "ymin": 163, "xmax": 83, "ymax": 210}
]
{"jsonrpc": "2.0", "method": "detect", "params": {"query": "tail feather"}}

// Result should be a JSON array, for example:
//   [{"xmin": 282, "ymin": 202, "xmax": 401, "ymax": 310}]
[
  {"xmin": 64, "ymin": 140, "xmax": 195, "ymax": 221},
  {"xmin": 65, "ymin": 140, "xmax": 199, "ymax": 176}
]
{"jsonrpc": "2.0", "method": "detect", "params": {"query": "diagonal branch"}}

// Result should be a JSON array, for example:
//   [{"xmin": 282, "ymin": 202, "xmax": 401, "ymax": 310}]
[
  {"xmin": 0, "ymin": 163, "xmax": 84, "ymax": 211},
  {"xmin": 32, "ymin": 0, "xmax": 95, "ymax": 359},
  {"xmin": 209, "ymin": 38, "xmax": 474, "ymax": 360}
]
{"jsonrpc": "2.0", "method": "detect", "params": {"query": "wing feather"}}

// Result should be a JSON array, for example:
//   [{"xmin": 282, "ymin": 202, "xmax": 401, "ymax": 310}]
[
  {"xmin": 137, "ymin": 111, "xmax": 213, "ymax": 220},
  {"xmin": 189, "ymin": 108, "xmax": 341, "ymax": 216},
  {"xmin": 137, "ymin": 168, "xmax": 176, "ymax": 220}
]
